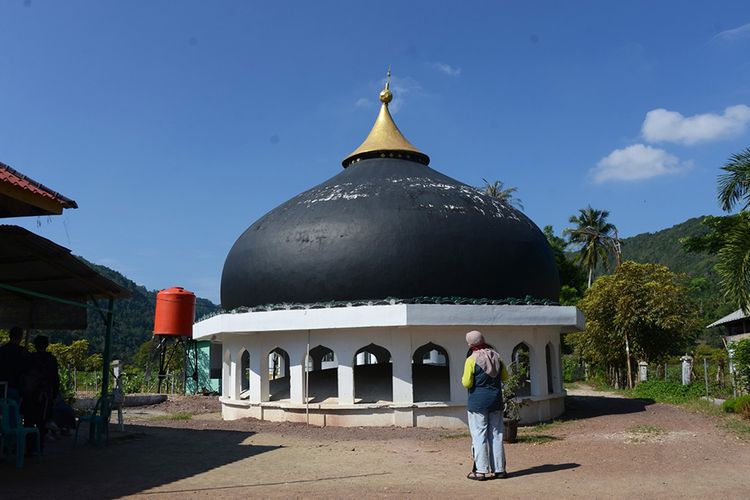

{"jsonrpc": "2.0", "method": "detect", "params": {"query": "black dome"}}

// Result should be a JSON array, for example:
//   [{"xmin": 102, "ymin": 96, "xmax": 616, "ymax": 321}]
[{"xmin": 221, "ymin": 157, "xmax": 560, "ymax": 308}]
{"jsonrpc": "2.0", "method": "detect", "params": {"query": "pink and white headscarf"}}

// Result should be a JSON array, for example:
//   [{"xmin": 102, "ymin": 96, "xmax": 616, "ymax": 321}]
[{"xmin": 466, "ymin": 330, "xmax": 501, "ymax": 378}]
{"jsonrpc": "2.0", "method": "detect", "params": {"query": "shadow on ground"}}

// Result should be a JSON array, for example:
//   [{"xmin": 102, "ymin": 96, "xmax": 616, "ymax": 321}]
[
  {"xmin": 509, "ymin": 462, "xmax": 580, "ymax": 478},
  {"xmin": 563, "ymin": 395, "xmax": 655, "ymax": 421},
  {"xmin": 2, "ymin": 424, "xmax": 276, "ymax": 499}
]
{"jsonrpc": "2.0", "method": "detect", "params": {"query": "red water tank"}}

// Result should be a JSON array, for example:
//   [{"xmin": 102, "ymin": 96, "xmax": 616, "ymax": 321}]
[{"xmin": 153, "ymin": 287, "xmax": 196, "ymax": 338}]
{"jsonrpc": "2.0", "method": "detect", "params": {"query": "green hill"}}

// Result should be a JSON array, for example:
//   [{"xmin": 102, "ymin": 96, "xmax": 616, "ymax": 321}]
[
  {"xmin": 48, "ymin": 259, "xmax": 219, "ymax": 361},
  {"xmin": 620, "ymin": 217, "xmax": 717, "ymax": 278},
  {"xmin": 618, "ymin": 216, "xmax": 734, "ymax": 342}
]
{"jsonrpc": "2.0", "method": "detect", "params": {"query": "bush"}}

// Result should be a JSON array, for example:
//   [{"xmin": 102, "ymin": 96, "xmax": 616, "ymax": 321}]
[
  {"xmin": 562, "ymin": 355, "xmax": 584, "ymax": 382},
  {"xmin": 738, "ymin": 398, "xmax": 750, "ymax": 419},
  {"xmin": 628, "ymin": 380, "xmax": 706, "ymax": 404},
  {"xmin": 724, "ymin": 395, "xmax": 750, "ymax": 419}
]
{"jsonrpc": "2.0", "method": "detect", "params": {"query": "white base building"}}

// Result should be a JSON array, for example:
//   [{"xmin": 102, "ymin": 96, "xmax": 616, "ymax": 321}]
[{"xmin": 194, "ymin": 303, "xmax": 584, "ymax": 429}]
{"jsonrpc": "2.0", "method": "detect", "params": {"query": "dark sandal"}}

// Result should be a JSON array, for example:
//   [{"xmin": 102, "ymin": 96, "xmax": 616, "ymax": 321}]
[
  {"xmin": 467, "ymin": 471, "xmax": 488, "ymax": 481},
  {"xmin": 491, "ymin": 471, "xmax": 507, "ymax": 479}
]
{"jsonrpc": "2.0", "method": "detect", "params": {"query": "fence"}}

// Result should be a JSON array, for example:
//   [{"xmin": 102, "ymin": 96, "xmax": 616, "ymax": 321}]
[
  {"xmin": 564, "ymin": 354, "xmax": 739, "ymax": 399},
  {"xmin": 68, "ymin": 369, "xmax": 186, "ymax": 396}
]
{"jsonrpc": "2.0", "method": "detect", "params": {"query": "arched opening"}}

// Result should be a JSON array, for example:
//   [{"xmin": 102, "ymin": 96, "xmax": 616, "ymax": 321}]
[
  {"xmin": 306, "ymin": 345, "xmax": 338, "ymax": 403},
  {"xmin": 240, "ymin": 350, "xmax": 250, "ymax": 400},
  {"xmin": 545, "ymin": 343, "xmax": 555, "ymax": 394},
  {"xmin": 268, "ymin": 347, "xmax": 291, "ymax": 401},
  {"xmin": 413, "ymin": 343, "xmax": 450, "ymax": 402},
  {"xmin": 512, "ymin": 343, "xmax": 531, "ymax": 397},
  {"xmin": 354, "ymin": 343, "xmax": 392, "ymax": 402}
]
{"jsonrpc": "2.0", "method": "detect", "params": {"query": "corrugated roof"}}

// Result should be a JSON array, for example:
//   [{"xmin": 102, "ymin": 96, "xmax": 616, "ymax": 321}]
[
  {"xmin": 0, "ymin": 161, "xmax": 78, "ymax": 217},
  {"xmin": 706, "ymin": 308, "xmax": 749, "ymax": 328},
  {"xmin": 0, "ymin": 225, "xmax": 129, "ymax": 329}
]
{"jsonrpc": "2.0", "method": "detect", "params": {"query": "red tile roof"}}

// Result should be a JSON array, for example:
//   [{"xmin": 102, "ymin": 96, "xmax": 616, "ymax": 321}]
[{"xmin": 0, "ymin": 160, "xmax": 78, "ymax": 216}]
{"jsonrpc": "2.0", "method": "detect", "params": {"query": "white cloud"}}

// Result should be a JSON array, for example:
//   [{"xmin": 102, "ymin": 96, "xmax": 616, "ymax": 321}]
[
  {"xmin": 641, "ymin": 105, "xmax": 750, "ymax": 145},
  {"xmin": 354, "ymin": 97, "xmax": 371, "ymax": 108},
  {"xmin": 430, "ymin": 62, "xmax": 462, "ymax": 77},
  {"xmin": 388, "ymin": 76, "xmax": 423, "ymax": 113},
  {"xmin": 591, "ymin": 144, "xmax": 690, "ymax": 183},
  {"xmin": 714, "ymin": 22, "xmax": 750, "ymax": 42}
]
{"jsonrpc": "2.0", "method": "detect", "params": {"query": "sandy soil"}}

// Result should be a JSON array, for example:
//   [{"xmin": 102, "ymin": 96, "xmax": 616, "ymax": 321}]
[{"xmin": 3, "ymin": 389, "xmax": 750, "ymax": 499}]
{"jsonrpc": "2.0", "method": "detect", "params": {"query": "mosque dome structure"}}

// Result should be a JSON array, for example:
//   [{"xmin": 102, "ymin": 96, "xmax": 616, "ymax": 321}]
[
  {"xmin": 194, "ymin": 73, "xmax": 583, "ymax": 428},
  {"xmin": 221, "ymin": 80, "xmax": 559, "ymax": 310}
]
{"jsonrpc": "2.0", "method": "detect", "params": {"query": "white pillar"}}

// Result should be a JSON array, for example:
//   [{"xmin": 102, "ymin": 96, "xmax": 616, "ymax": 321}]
[
  {"xmin": 391, "ymin": 330, "xmax": 413, "ymax": 404},
  {"xmin": 529, "ymin": 340, "xmax": 543, "ymax": 396},
  {"xmin": 681, "ymin": 355, "xmax": 693, "ymax": 385},
  {"xmin": 429, "ymin": 349, "xmax": 439, "ymax": 364},
  {"xmin": 290, "ymin": 363, "xmax": 305, "ymax": 404},
  {"xmin": 638, "ymin": 361, "xmax": 648, "ymax": 382},
  {"xmin": 338, "ymin": 365, "xmax": 355, "ymax": 404},
  {"xmin": 449, "ymin": 341, "xmax": 466, "ymax": 404},
  {"xmin": 231, "ymin": 348, "xmax": 242, "ymax": 400},
  {"xmin": 249, "ymin": 343, "xmax": 269, "ymax": 403},
  {"xmin": 222, "ymin": 348, "xmax": 231, "ymax": 398}
]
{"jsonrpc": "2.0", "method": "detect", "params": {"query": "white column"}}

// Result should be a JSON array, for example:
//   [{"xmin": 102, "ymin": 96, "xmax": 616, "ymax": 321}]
[
  {"xmin": 391, "ymin": 329, "xmax": 413, "ymax": 404},
  {"xmin": 529, "ymin": 338, "xmax": 543, "ymax": 396},
  {"xmin": 290, "ymin": 364, "xmax": 305, "ymax": 404},
  {"xmin": 429, "ymin": 349, "xmax": 439, "ymax": 364},
  {"xmin": 231, "ymin": 348, "xmax": 243, "ymax": 400},
  {"xmin": 338, "ymin": 366, "xmax": 355, "ymax": 404},
  {"xmin": 449, "ymin": 340, "xmax": 467, "ymax": 405},
  {"xmin": 681, "ymin": 355, "xmax": 693, "ymax": 385},
  {"xmin": 337, "ymin": 346, "xmax": 356, "ymax": 404},
  {"xmin": 222, "ymin": 347, "xmax": 231, "ymax": 399},
  {"xmin": 249, "ymin": 342, "xmax": 269, "ymax": 403}
]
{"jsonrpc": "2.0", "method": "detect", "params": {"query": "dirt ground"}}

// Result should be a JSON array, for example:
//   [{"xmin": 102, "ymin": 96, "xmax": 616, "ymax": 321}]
[{"xmin": 3, "ymin": 387, "xmax": 750, "ymax": 499}]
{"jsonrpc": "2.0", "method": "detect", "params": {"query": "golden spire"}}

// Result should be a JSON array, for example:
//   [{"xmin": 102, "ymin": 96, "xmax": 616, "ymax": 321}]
[{"xmin": 342, "ymin": 68, "xmax": 429, "ymax": 168}]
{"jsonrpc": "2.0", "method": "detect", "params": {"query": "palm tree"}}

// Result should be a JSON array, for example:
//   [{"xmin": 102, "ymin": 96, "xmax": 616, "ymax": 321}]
[
  {"xmin": 718, "ymin": 148, "xmax": 750, "ymax": 212},
  {"xmin": 564, "ymin": 206, "xmax": 620, "ymax": 288},
  {"xmin": 481, "ymin": 179, "xmax": 524, "ymax": 210},
  {"xmin": 716, "ymin": 148, "xmax": 750, "ymax": 312}
]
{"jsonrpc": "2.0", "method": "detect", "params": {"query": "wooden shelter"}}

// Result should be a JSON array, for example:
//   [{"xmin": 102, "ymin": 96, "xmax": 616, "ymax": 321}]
[{"xmin": 0, "ymin": 160, "xmax": 129, "ymax": 402}]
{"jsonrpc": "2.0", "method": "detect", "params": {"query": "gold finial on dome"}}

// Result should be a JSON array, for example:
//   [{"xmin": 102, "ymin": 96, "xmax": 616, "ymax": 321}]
[
  {"xmin": 342, "ymin": 68, "xmax": 429, "ymax": 168},
  {"xmin": 379, "ymin": 67, "xmax": 393, "ymax": 104}
]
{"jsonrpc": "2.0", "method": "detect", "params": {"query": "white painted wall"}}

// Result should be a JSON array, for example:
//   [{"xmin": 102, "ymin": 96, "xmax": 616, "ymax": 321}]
[{"xmin": 204, "ymin": 305, "xmax": 578, "ymax": 425}]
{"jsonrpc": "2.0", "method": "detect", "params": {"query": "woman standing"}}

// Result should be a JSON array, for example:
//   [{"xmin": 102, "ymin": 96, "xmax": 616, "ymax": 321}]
[{"xmin": 462, "ymin": 330, "xmax": 508, "ymax": 480}]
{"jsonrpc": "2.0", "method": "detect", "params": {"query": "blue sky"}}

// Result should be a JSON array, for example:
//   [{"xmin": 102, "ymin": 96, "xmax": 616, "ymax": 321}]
[{"xmin": 2, "ymin": 1, "xmax": 750, "ymax": 303}]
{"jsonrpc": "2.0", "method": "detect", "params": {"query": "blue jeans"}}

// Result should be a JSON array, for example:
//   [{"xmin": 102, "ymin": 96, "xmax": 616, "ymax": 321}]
[{"xmin": 467, "ymin": 409, "xmax": 506, "ymax": 474}]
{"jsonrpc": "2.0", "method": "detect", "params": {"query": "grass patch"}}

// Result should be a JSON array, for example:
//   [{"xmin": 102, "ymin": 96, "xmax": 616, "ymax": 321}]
[
  {"xmin": 516, "ymin": 434, "xmax": 560, "ymax": 444},
  {"xmin": 628, "ymin": 424, "xmax": 664, "ymax": 435},
  {"xmin": 564, "ymin": 382, "xmax": 581, "ymax": 390},
  {"xmin": 516, "ymin": 420, "xmax": 564, "ymax": 445},
  {"xmin": 721, "ymin": 416, "xmax": 750, "ymax": 439},
  {"xmin": 681, "ymin": 398, "xmax": 724, "ymax": 417},
  {"xmin": 627, "ymin": 424, "xmax": 665, "ymax": 443},
  {"xmin": 526, "ymin": 420, "xmax": 563, "ymax": 433},
  {"xmin": 152, "ymin": 411, "xmax": 193, "ymax": 421},
  {"xmin": 441, "ymin": 431, "xmax": 470, "ymax": 439},
  {"xmin": 624, "ymin": 380, "xmax": 705, "ymax": 404}
]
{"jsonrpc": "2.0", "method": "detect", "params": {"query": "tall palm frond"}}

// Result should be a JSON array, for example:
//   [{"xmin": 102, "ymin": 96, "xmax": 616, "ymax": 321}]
[
  {"xmin": 564, "ymin": 206, "xmax": 620, "ymax": 288},
  {"xmin": 718, "ymin": 147, "xmax": 750, "ymax": 212},
  {"xmin": 481, "ymin": 178, "xmax": 524, "ymax": 210},
  {"xmin": 716, "ymin": 212, "xmax": 750, "ymax": 313}
]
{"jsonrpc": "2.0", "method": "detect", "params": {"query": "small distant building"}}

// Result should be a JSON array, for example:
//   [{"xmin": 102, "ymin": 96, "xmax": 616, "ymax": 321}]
[
  {"xmin": 194, "ymin": 76, "xmax": 584, "ymax": 428},
  {"xmin": 185, "ymin": 340, "xmax": 222, "ymax": 394},
  {"xmin": 707, "ymin": 309, "xmax": 750, "ymax": 344}
]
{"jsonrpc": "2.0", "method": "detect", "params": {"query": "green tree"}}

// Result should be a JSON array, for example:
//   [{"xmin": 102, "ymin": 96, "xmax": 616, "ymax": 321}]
[
  {"xmin": 543, "ymin": 225, "xmax": 586, "ymax": 304},
  {"xmin": 481, "ymin": 179, "xmax": 523, "ymax": 210},
  {"xmin": 732, "ymin": 338, "xmax": 750, "ymax": 393},
  {"xmin": 568, "ymin": 261, "xmax": 699, "ymax": 388},
  {"xmin": 688, "ymin": 148, "xmax": 750, "ymax": 312},
  {"xmin": 565, "ymin": 206, "xmax": 621, "ymax": 288},
  {"xmin": 718, "ymin": 147, "xmax": 750, "ymax": 212}
]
